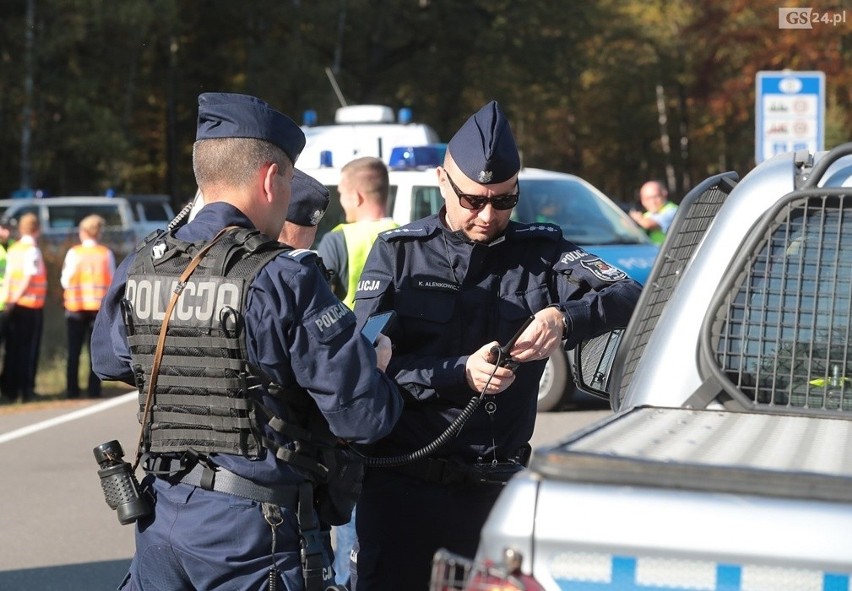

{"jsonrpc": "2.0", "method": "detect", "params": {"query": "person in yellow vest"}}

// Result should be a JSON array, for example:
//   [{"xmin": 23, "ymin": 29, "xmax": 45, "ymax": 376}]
[
  {"xmin": 60, "ymin": 214, "xmax": 115, "ymax": 398},
  {"xmin": 0, "ymin": 213, "xmax": 47, "ymax": 403},
  {"xmin": 629, "ymin": 180, "xmax": 679, "ymax": 245},
  {"xmin": 0, "ymin": 223, "xmax": 10, "ymax": 352},
  {"xmin": 317, "ymin": 157, "xmax": 399, "ymax": 310},
  {"xmin": 316, "ymin": 156, "xmax": 398, "ymax": 587}
]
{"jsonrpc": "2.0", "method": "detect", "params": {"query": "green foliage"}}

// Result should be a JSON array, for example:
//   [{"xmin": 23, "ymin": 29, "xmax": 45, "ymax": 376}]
[{"xmin": 0, "ymin": 0, "xmax": 850, "ymax": 206}]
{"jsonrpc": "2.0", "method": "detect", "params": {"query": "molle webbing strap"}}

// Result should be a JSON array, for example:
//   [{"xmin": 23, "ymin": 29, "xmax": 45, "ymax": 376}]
[
  {"xmin": 125, "ymin": 226, "xmax": 298, "ymax": 460},
  {"xmin": 133, "ymin": 226, "xmax": 238, "ymax": 469}
]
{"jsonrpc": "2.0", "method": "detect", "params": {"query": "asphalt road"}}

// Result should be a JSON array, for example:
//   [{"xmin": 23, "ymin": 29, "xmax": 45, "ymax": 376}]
[{"xmin": 0, "ymin": 392, "xmax": 611, "ymax": 591}]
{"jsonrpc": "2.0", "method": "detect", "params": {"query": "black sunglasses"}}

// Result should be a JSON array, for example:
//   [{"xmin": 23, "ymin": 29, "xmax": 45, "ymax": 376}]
[{"xmin": 445, "ymin": 172, "xmax": 519, "ymax": 211}]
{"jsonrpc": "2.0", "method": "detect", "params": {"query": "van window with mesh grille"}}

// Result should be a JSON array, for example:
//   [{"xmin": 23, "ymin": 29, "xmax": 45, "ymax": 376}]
[{"xmin": 714, "ymin": 196, "xmax": 852, "ymax": 411}]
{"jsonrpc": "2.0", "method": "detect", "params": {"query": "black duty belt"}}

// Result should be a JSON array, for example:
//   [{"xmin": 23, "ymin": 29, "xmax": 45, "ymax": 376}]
[
  {"xmin": 155, "ymin": 460, "xmax": 299, "ymax": 510},
  {"xmin": 390, "ymin": 457, "xmax": 524, "ymax": 486}
]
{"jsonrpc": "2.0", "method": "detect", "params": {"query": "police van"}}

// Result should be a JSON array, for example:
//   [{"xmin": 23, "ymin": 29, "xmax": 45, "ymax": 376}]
[
  {"xmin": 298, "ymin": 105, "xmax": 440, "ymax": 170},
  {"xmin": 301, "ymin": 144, "xmax": 658, "ymax": 412}
]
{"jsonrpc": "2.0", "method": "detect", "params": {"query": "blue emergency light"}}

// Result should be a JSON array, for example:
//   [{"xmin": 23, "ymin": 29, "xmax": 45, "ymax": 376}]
[
  {"xmin": 302, "ymin": 109, "xmax": 318, "ymax": 127},
  {"xmin": 388, "ymin": 144, "xmax": 447, "ymax": 169},
  {"xmin": 397, "ymin": 107, "xmax": 413, "ymax": 124}
]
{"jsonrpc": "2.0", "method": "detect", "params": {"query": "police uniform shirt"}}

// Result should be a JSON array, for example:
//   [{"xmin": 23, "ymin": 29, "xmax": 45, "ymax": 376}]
[
  {"xmin": 91, "ymin": 202, "xmax": 402, "ymax": 486},
  {"xmin": 353, "ymin": 212, "xmax": 642, "ymax": 464}
]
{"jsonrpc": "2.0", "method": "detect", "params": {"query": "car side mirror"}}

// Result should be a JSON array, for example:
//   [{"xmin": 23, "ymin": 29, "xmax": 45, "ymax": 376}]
[{"xmin": 573, "ymin": 329, "xmax": 624, "ymax": 401}]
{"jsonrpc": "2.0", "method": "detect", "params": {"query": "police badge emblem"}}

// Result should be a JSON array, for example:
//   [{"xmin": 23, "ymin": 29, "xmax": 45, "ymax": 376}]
[
  {"xmin": 478, "ymin": 170, "xmax": 493, "ymax": 183},
  {"xmin": 152, "ymin": 242, "xmax": 167, "ymax": 260},
  {"xmin": 310, "ymin": 209, "xmax": 324, "ymax": 226},
  {"xmin": 581, "ymin": 258, "xmax": 627, "ymax": 282}
]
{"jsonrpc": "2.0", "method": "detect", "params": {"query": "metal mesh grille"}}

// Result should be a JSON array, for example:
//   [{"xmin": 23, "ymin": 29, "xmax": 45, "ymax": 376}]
[
  {"xmin": 578, "ymin": 329, "xmax": 623, "ymax": 393},
  {"xmin": 615, "ymin": 176, "xmax": 734, "ymax": 399},
  {"xmin": 712, "ymin": 194, "xmax": 852, "ymax": 412}
]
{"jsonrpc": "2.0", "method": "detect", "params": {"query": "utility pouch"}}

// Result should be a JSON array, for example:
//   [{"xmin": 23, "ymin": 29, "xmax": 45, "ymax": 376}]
[{"xmin": 312, "ymin": 444, "xmax": 365, "ymax": 526}]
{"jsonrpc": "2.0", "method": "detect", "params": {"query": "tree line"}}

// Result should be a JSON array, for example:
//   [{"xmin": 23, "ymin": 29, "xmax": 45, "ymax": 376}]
[{"xmin": 0, "ymin": 0, "xmax": 849, "ymax": 209}]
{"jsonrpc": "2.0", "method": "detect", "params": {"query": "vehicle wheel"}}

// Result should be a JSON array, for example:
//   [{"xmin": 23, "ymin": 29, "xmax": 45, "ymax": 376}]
[{"xmin": 537, "ymin": 351, "xmax": 570, "ymax": 412}]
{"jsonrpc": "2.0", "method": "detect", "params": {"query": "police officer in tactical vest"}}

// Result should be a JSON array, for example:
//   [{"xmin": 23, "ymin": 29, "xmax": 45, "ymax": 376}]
[{"xmin": 91, "ymin": 92, "xmax": 402, "ymax": 591}]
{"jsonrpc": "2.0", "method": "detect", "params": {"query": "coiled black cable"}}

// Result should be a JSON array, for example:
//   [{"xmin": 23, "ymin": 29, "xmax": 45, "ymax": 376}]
[{"xmin": 361, "ymin": 348, "xmax": 508, "ymax": 468}]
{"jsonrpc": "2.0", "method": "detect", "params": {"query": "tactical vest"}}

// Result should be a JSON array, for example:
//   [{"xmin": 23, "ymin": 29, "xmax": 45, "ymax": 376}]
[{"xmin": 123, "ymin": 227, "xmax": 288, "ymax": 457}]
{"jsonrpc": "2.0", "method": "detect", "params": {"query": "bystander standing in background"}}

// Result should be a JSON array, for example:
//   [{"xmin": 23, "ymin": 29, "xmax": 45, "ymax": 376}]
[
  {"xmin": 61, "ymin": 215, "xmax": 115, "ymax": 398},
  {"xmin": 0, "ymin": 213, "xmax": 46, "ymax": 403},
  {"xmin": 0, "ymin": 223, "xmax": 10, "ymax": 370},
  {"xmin": 629, "ymin": 180, "xmax": 678, "ymax": 245},
  {"xmin": 317, "ymin": 157, "xmax": 398, "ymax": 309}
]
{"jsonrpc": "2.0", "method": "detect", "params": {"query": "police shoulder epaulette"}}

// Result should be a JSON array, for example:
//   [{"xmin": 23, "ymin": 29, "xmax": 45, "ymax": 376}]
[
  {"xmin": 380, "ymin": 226, "xmax": 431, "ymax": 241},
  {"xmin": 511, "ymin": 222, "xmax": 562, "ymax": 241},
  {"xmin": 282, "ymin": 248, "xmax": 318, "ymax": 263}
]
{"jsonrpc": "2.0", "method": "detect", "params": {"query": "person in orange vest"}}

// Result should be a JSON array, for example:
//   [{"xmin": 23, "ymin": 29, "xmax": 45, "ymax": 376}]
[
  {"xmin": 0, "ymin": 213, "xmax": 47, "ymax": 403},
  {"xmin": 60, "ymin": 214, "xmax": 115, "ymax": 398}
]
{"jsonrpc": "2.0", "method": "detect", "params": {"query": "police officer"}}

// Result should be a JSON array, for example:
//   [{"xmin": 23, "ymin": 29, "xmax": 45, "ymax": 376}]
[
  {"xmin": 351, "ymin": 101, "xmax": 643, "ymax": 590},
  {"xmin": 91, "ymin": 92, "xmax": 402, "ymax": 591},
  {"xmin": 278, "ymin": 169, "xmax": 330, "ymax": 250}
]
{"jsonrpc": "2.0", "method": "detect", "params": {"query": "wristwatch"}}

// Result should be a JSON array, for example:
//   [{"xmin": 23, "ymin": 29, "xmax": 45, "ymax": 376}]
[{"xmin": 549, "ymin": 304, "xmax": 569, "ymax": 338}]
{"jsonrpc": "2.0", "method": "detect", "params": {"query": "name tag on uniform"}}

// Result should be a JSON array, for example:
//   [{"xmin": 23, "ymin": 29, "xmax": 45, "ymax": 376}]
[{"xmin": 414, "ymin": 275, "xmax": 460, "ymax": 293}]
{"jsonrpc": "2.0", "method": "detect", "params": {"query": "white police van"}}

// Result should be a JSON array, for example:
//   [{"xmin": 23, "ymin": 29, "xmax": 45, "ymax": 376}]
[
  {"xmin": 298, "ymin": 105, "xmax": 440, "ymax": 170},
  {"xmin": 301, "ymin": 141, "xmax": 658, "ymax": 412}
]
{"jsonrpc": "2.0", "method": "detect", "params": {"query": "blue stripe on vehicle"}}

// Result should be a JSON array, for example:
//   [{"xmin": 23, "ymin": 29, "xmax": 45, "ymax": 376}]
[
  {"xmin": 825, "ymin": 573, "xmax": 850, "ymax": 591},
  {"xmin": 555, "ymin": 556, "xmax": 850, "ymax": 591}
]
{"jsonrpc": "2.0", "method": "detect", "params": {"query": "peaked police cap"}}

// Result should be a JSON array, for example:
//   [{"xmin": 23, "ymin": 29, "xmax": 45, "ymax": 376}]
[
  {"xmin": 196, "ymin": 92, "xmax": 306, "ymax": 166},
  {"xmin": 447, "ymin": 100, "xmax": 520, "ymax": 185},
  {"xmin": 287, "ymin": 169, "xmax": 330, "ymax": 227}
]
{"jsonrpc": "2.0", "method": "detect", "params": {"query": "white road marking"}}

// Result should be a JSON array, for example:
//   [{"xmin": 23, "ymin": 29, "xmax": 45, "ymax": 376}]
[{"xmin": 0, "ymin": 391, "xmax": 137, "ymax": 444}]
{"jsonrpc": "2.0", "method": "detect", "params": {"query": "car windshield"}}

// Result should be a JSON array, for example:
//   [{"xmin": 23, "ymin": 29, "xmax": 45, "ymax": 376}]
[{"xmin": 512, "ymin": 178, "xmax": 650, "ymax": 245}]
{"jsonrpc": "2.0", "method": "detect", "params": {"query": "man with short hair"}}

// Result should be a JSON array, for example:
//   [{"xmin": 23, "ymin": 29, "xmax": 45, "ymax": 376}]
[
  {"xmin": 61, "ymin": 214, "xmax": 115, "ymax": 398},
  {"xmin": 629, "ymin": 180, "xmax": 678, "ymax": 244},
  {"xmin": 351, "ymin": 101, "xmax": 643, "ymax": 589},
  {"xmin": 92, "ymin": 92, "xmax": 401, "ymax": 590},
  {"xmin": 1, "ymin": 212, "xmax": 46, "ymax": 403},
  {"xmin": 317, "ymin": 157, "xmax": 399, "ymax": 309}
]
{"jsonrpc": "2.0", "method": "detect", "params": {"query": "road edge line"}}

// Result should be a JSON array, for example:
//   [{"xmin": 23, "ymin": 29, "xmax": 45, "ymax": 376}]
[{"xmin": 0, "ymin": 391, "xmax": 138, "ymax": 445}]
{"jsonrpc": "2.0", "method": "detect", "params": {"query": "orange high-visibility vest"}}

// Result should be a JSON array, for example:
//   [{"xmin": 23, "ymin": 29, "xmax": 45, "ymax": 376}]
[
  {"xmin": 6, "ymin": 240, "xmax": 47, "ymax": 309},
  {"xmin": 63, "ymin": 244, "xmax": 113, "ymax": 312}
]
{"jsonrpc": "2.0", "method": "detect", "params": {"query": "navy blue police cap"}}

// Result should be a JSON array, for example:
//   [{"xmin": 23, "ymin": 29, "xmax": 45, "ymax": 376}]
[
  {"xmin": 447, "ymin": 100, "xmax": 520, "ymax": 185},
  {"xmin": 196, "ymin": 92, "xmax": 306, "ymax": 166},
  {"xmin": 287, "ymin": 169, "xmax": 330, "ymax": 227}
]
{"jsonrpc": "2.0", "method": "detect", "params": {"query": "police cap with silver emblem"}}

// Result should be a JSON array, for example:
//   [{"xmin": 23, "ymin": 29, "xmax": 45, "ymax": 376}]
[
  {"xmin": 447, "ymin": 100, "xmax": 520, "ymax": 185},
  {"xmin": 287, "ymin": 169, "xmax": 330, "ymax": 227},
  {"xmin": 196, "ymin": 92, "xmax": 306, "ymax": 166}
]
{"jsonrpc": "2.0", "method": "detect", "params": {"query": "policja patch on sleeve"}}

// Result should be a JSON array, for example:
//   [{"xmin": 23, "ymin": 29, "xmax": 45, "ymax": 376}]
[{"xmin": 580, "ymin": 257, "xmax": 628, "ymax": 282}]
